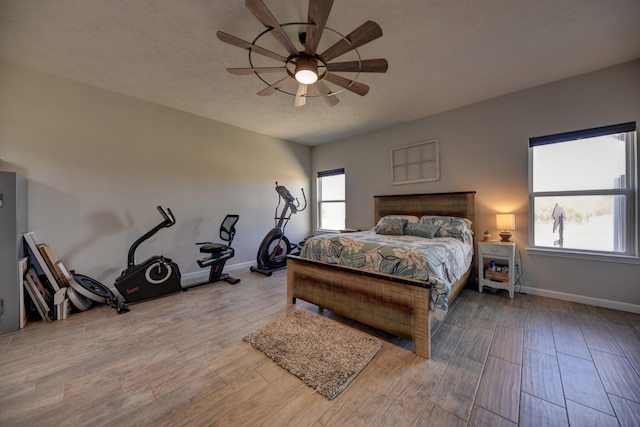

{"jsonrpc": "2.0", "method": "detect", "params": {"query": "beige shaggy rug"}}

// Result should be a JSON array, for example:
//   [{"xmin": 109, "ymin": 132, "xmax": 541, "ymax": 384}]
[{"xmin": 243, "ymin": 309, "xmax": 382, "ymax": 400}]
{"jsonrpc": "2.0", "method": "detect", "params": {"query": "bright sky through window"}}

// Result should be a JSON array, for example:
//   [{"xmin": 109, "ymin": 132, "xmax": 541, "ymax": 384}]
[{"xmin": 533, "ymin": 135, "xmax": 626, "ymax": 192}]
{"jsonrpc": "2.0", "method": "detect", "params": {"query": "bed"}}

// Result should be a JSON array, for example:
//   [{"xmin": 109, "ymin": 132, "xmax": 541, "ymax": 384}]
[{"xmin": 286, "ymin": 191, "xmax": 476, "ymax": 358}]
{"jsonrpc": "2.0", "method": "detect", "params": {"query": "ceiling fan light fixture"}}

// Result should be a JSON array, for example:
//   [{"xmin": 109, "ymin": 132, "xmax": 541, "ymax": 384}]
[
  {"xmin": 219, "ymin": 0, "xmax": 388, "ymax": 106},
  {"xmin": 294, "ymin": 57, "xmax": 318, "ymax": 84}
]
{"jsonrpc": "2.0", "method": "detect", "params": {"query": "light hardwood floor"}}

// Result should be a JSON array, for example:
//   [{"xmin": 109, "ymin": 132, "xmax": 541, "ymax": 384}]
[{"xmin": 1, "ymin": 269, "xmax": 639, "ymax": 426}]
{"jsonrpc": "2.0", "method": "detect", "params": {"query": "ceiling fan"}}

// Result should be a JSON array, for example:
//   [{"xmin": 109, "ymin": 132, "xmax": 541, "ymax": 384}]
[{"xmin": 217, "ymin": 0, "xmax": 388, "ymax": 107}]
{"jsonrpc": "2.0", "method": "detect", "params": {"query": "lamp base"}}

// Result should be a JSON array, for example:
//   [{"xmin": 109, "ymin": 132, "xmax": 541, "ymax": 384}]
[{"xmin": 499, "ymin": 231, "xmax": 512, "ymax": 242}]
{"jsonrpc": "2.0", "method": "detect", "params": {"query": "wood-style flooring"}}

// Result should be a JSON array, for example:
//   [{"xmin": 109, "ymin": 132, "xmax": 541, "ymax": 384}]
[{"xmin": 1, "ymin": 269, "xmax": 639, "ymax": 426}]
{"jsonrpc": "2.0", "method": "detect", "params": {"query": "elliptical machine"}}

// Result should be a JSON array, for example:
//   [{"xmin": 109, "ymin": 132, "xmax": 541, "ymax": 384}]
[
  {"xmin": 250, "ymin": 182, "xmax": 306, "ymax": 276},
  {"xmin": 114, "ymin": 206, "xmax": 183, "ymax": 303}
]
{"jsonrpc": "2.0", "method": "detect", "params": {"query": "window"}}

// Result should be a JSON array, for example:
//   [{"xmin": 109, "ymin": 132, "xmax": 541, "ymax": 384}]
[
  {"xmin": 529, "ymin": 122, "xmax": 637, "ymax": 256},
  {"xmin": 317, "ymin": 168, "xmax": 345, "ymax": 231}
]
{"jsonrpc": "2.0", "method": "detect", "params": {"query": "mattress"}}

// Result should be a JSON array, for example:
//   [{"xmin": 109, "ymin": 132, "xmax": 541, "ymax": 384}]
[{"xmin": 300, "ymin": 230, "xmax": 473, "ymax": 319}]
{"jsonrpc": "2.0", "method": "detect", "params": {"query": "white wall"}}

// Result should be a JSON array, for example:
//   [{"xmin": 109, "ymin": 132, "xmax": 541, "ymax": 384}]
[
  {"xmin": 311, "ymin": 60, "xmax": 640, "ymax": 311},
  {"xmin": 0, "ymin": 61, "xmax": 311, "ymax": 288}
]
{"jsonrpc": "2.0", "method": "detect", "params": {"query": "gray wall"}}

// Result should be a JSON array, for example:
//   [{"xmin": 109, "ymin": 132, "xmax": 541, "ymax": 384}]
[
  {"xmin": 311, "ymin": 60, "xmax": 640, "ymax": 311},
  {"xmin": 0, "ymin": 61, "xmax": 311, "ymax": 287},
  {"xmin": 2, "ymin": 59, "xmax": 638, "ymax": 311}
]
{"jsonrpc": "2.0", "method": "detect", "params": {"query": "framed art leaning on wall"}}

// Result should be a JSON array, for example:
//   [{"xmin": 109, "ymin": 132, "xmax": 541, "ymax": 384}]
[{"xmin": 391, "ymin": 139, "xmax": 440, "ymax": 185}]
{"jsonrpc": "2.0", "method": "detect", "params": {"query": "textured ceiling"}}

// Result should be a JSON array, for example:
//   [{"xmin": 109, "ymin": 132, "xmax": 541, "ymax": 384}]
[{"xmin": 1, "ymin": 0, "xmax": 639, "ymax": 146}]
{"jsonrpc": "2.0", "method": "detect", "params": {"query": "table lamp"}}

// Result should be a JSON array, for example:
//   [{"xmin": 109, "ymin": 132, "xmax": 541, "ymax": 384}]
[{"xmin": 496, "ymin": 213, "xmax": 515, "ymax": 242}]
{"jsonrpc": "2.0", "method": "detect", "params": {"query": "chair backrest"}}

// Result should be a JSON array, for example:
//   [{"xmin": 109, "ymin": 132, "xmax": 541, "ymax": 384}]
[{"xmin": 220, "ymin": 214, "xmax": 239, "ymax": 244}]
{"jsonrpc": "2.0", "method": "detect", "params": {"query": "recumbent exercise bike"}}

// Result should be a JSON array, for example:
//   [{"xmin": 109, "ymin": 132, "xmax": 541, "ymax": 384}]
[{"xmin": 193, "ymin": 214, "xmax": 240, "ymax": 286}]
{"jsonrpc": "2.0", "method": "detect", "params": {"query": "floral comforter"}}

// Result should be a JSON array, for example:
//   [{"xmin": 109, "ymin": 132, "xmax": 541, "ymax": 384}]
[{"xmin": 299, "ymin": 231, "xmax": 473, "ymax": 320}]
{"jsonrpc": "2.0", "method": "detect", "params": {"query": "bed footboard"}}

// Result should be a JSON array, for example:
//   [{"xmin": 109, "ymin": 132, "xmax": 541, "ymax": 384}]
[{"xmin": 286, "ymin": 255, "xmax": 431, "ymax": 358}]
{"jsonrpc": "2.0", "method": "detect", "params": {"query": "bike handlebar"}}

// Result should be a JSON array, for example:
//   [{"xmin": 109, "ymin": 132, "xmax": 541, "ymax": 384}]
[
  {"xmin": 156, "ymin": 206, "xmax": 176, "ymax": 227},
  {"xmin": 126, "ymin": 206, "xmax": 176, "ymax": 268}
]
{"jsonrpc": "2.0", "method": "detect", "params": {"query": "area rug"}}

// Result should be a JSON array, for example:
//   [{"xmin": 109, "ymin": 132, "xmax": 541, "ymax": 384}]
[{"xmin": 243, "ymin": 309, "xmax": 382, "ymax": 400}]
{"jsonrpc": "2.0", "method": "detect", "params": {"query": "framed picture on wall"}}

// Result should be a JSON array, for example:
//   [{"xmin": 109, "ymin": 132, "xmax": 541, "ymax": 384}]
[{"xmin": 391, "ymin": 139, "xmax": 440, "ymax": 185}]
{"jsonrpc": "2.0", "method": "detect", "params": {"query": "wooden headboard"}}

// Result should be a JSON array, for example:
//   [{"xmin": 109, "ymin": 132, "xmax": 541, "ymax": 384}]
[{"xmin": 373, "ymin": 191, "xmax": 476, "ymax": 234}]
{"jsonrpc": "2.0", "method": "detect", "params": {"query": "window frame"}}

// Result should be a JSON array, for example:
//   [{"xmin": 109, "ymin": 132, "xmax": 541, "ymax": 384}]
[
  {"xmin": 317, "ymin": 168, "xmax": 346, "ymax": 231},
  {"xmin": 527, "ymin": 122, "xmax": 638, "ymax": 259},
  {"xmin": 391, "ymin": 139, "xmax": 440, "ymax": 185}
]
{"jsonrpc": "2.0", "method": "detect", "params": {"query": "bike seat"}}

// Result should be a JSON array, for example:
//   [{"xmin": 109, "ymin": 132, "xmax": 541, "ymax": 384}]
[{"xmin": 198, "ymin": 243, "xmax": 228, "ymax": 254}]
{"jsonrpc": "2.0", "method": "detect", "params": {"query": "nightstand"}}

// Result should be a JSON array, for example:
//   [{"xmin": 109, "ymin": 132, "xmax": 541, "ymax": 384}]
[{"xmin": 478, "ymin": 241, "xmax": 516, "ymax": 299}]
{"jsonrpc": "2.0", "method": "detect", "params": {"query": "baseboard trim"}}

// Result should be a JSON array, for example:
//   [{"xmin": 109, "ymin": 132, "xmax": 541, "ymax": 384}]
[{"xmin": 519, "ymin": 286, "xmax": 640, "ymax": 314}]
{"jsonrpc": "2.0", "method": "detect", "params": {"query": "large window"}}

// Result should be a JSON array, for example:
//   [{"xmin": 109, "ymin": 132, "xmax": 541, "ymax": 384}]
[
  {"xmin": 529, "ymin": 122, "xmax": 637, "ymax": 256},
  {"xmin": 317, "ymin": 168, "xmax": 345, "ymax": 231}
]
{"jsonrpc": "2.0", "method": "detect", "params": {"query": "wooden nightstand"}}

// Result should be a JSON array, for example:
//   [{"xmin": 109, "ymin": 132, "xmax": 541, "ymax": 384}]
[{"xmin": 478, "ymin": 241, "xmax": 516, "ymax": 299}]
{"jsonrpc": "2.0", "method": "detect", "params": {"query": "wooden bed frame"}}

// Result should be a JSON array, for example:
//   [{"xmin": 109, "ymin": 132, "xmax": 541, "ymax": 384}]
[{"xmin": 286, "ymin": 191, "xmax": 476, "ymax": 358}]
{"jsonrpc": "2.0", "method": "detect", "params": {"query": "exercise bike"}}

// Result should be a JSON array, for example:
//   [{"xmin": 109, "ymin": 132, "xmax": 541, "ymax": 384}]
[
  {"xmin": 115, "ymin": 207, "xmax": 240, "ymax": 304},
  {"xmin": 188, "ymin": 214, "xmax": 240, "ymax": 287},
  {"xmin": 250, "ymin": 182, "xmax": 306, "ymax": 276},
  {"xmin": 114, "ymin": 206, "xmax": 183, "ymax": 303}
]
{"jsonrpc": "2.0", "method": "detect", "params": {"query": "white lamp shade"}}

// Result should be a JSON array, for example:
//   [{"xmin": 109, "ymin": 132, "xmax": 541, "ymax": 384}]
[{"xmin": 496, "ymin": 213, "xmax": 515, "ymax": 230}]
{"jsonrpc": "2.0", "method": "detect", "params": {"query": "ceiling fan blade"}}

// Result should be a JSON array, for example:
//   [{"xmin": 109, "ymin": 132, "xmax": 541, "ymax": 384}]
[
  {"xmin": 245, "ymin": 0, "xmax": 298, "ymax": 56},
  {"xmin": 217, "ymin": 31, "xmax": 287, "ymax": 63},
  {"xmin": 320, "ymin": 21, "xmax": 383, "ymax": 62},
  {"xmin": 314, "ymin": 80, "xmax": 339, "ymax": 106},
  {"xmin": 324, "ymin": 73, "xmax": 369, "ymax": 96},
  {"xmin": 227, "ymin": 67, "xmax": 287, "ymax": 75},
  {"xmin": 294, "ymin": 83, "xmax": 308, "ymax": 107},
  {"xmin": 326, "ymin": 58, "xmax": 388, "ymax": 73},
  {"xmin": 257, "ymin": 76, "xmax": 294, "ymax": 96},
  {"xmin": 305, "ymin": 0, "xmax": 334, "ymax": 56}
]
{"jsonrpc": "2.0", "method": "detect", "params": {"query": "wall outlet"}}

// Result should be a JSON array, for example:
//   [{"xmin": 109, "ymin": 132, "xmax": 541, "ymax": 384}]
[{"xmin": 514, "ymin": 259, "xmax": 521, "ymax": 269}]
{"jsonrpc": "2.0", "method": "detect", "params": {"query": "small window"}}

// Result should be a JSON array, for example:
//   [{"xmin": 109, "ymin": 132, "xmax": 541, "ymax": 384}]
[
  {"xmin": 317, "ymin": 168, "xmax": 345, "ymax": 231},
  {"xmin": 529, "ymin": 122, "xmax": 637, "ymax": 256}
]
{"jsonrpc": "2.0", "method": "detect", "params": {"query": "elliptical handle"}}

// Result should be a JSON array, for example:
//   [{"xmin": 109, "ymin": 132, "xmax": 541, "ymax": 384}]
[{"xmin": 297, "ymin": 188, "xmax": 307, "ymax": 212}]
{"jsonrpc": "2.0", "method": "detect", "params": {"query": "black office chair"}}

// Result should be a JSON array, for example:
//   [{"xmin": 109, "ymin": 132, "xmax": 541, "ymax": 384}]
[{"xmin": 192, "ymin": 214, "xmax": 240, "ymax": 286}]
